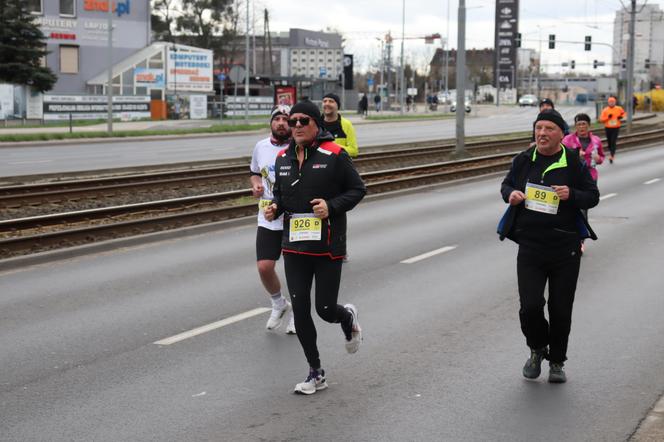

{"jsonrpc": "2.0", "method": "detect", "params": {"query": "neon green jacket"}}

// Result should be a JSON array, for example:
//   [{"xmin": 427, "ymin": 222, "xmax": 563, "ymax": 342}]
[{"xmin": 322, "ymin": 115, "xmax": 358, "ymax": 158}]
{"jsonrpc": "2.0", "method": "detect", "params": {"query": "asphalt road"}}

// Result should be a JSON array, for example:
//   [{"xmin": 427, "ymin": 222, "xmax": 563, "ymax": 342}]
[
  {"xmin": 0, "ymin": 105, "xmax": 593, "ymax": 177},
  {"xmin": 1, "ymin": 143, "xmax": 663, "ymax": 441}
]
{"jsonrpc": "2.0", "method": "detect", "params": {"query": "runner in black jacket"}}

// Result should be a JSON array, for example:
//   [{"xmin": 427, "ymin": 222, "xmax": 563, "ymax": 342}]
[
  {"xmin": 498, "ymin": 109, "xmax": 599, "ymax": 384},
  {"xmin": 264, "ymin": 100, "xmax": 366, "ymax": 395}
]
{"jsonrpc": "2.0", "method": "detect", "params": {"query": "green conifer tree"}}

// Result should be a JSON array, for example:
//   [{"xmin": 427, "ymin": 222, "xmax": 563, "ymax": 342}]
[{"xmin": 0, "ymin": 0, "xmax": 57, "ymax": 92}]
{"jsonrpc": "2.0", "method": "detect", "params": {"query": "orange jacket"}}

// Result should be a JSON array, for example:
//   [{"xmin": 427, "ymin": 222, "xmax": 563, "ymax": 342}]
[{"xmin": 600, "ymin": 105, "xmax": 626, "ymax": 128}]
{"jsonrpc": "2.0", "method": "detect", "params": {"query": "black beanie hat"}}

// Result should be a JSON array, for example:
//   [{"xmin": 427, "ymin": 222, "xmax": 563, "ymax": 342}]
[
  {"xmin": 574, "ymin": 113, "xmax": 591, "ymax": 124},
  {"xmin": 322, "ymin": 93, "xmax": 341, "ymax": 108},
  {"xmin": 535, "ymin": 109, "xmax": 566, "ymax": 134},
  {"xmin": 290, "ymin": 100, "xmax": 322, "ymax": 127},
  {"xmin": 539, "ymin": 98, "xmax": 555, "ymax": 109}
]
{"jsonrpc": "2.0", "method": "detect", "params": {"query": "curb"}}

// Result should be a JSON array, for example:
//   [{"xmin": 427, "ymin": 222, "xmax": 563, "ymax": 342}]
[
  {"xmin": 0, "ymin": 127, "xmax": 269, "ymax": 148},
  {"xmin": 631, "ymin": 392, "xmax": 664, "ymax": 441}
]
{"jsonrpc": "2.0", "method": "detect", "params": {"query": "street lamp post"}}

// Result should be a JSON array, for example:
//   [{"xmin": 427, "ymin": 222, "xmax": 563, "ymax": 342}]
[
  {"xmin": 172, "ymin": 44, "xmax": 179, "ymax": 119},
  {"xmin": 106, "ymin": 2, "xmax": 113, "ymax": 133},
  {"xmin": 456, "ymin": 0, "xmax": 466, "ymax": 156},
  {"xmin": 399, "ymin": 0, "xmax": 406, "ymax": 115}
]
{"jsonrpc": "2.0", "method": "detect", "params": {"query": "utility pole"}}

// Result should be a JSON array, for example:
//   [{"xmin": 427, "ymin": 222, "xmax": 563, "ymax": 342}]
[
  {"xmin": 106, "ymin": 2, "xmax": 113, "ymax": 133},
  {"xmin": 455, "ymin": 0, "xmax": 466, "ymax": 156},
  {"xmin": 244, "ymin": 0, "xmax": 250, "ymax": 125},
  {"xmin": 626, "ymin": 0, "xmax": 636, "ymax": 133},
  {"xmin": 399, "ymin": 0, "xmax": 406, "ymax": 115},
  {"xmin": 444, "ymin": 0, "xmax": 450, "ymax": 96}
]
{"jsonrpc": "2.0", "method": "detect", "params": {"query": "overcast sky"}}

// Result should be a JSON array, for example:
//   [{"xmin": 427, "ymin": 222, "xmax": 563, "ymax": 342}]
[{"xmin": 252, "ymin": 0, "xmax": 664, "ymax": 75}]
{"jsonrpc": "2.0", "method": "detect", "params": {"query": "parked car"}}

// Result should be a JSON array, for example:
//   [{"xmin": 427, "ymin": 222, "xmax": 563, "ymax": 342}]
[
  {"xmin": 518, "ymin": 94, "xmax": 538, "ymax": 107},
  {"xmin": 450, "ymin": 100, "xmax": 471, "ymax": 113}
]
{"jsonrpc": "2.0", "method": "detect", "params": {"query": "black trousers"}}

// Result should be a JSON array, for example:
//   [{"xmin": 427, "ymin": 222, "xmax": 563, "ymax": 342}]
[
  {"xmin": 283, "ymin": 253, "xmax": 350, "ymax": 369},
  {"xmin": 517, "ymin": 245, "xmax": 581, "ymax": 363},
  {"xmin": 604, "ymin": 127, "xmax": 620, "ymax": 157}
]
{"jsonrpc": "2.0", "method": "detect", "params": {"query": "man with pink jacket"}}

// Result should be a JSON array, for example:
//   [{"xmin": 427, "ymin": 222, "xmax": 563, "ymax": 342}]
[{"xmin": 562, "ymin": 113, "xmax": 605, "ymax": 253}]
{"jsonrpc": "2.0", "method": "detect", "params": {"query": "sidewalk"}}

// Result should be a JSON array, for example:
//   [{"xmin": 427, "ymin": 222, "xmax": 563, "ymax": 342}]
[{"xmin": 631, "ymin": 393, "xmax": 664, "ymax": 441}]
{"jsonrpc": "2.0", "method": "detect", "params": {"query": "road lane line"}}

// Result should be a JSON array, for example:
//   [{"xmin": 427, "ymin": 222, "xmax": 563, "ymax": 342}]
[
  {"xmin": 7, "ymin": 160, "xmax": 54, "ymax": 165},
  {"xmin": 644, "ymin": 178, "xmax": 661, "ymax": 185},
  {"xmin": 154, "ymin": 307, "xmax": 271, "ymax": 345},
  {"xmin": 401, "ymin": 245, "xmax": 457, "ymax": 264},
  {"xmin": 600, "ymin": 193, "xmax": 617, "ymax": 201}
]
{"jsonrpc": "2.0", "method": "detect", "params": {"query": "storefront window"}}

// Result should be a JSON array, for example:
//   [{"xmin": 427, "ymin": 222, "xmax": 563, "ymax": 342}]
[
  {"xmin": 27, "ymin": 0, "xmax": 42, "ymax": 14},
  {"xmin": 60, "ymin": 0, "xmax": 76, "ymax": 17},
  {"xmin": 60, "ymin": 45, "xmax": 79, "ymax": 74}
]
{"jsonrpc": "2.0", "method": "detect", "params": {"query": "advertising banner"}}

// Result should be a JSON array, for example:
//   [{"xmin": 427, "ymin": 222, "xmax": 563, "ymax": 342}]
[
  {"xmin": 225, "ymin": 96, "xmax": 273, "ymax": 116},
  {"xmin": 189, "ymin": 95, "xmax": 207, "ymax": 119},
  {"xmin": 0, "ymin": 84, "xmax": 13, "ymax": 119},
  {"xmin": 167, "ymin": 49, "xmax": 213, "ymax": 92},
  {"xmin": 274, "ymin": 86, "xmax": 297, "ymax": 106},
  {"xmin": 134, "ymin": 68, "xmax": 165, "ymax": 88},
  {"xmin": 43, "ymin": 95, "xmax": 150, "ymax": 120},
  {"xmin": 494, "ymin": 0, "xmax": 519, "ymax": 88}
]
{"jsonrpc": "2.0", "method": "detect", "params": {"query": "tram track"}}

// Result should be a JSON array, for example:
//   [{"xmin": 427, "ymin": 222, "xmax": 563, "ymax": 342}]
[{"xmin": 1, "ymin": 127, "xmax": 663, "ymax": 258}]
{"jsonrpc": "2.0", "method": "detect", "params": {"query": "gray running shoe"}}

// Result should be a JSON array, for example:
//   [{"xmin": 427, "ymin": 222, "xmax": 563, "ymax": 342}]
[
  {"xmin": 343, "ymin": 304, "xmax": 362, "ymax": 354},
  {"xmin": 548, "ymin": 363, "xmax": 567, "ymax": 383},
  {"xmin": 294, "ymin": 368, "xmax": 328, "ymax": 395},
  {"xmin": 523, "ymin": 347, "xmax": 548, "ymax": 379}
]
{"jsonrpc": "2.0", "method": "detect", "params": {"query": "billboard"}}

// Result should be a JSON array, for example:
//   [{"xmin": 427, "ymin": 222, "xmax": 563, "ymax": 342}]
[
  {"xmin": 275, "ymin": 86, "xmax": 297, "ymax": 106},
  {"xmin": 167, "ymin": 49, "xmax": 213, "ymax": 93},
  {"xmin": 42, "ymin": 95, "xmax": 150, "ymax": 120},
  {"xmin": 494, "ymin": 0, "xmax": 519, "ymax": 88}
]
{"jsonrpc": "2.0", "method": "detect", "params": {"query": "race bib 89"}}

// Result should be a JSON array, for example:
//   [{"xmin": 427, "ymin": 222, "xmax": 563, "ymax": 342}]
[{"xmin": 525, "ymin": 183, "xmax": 560, "ymax": 215}]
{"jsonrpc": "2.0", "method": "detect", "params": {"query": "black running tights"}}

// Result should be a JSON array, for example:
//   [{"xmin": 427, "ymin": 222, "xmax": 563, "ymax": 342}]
[
  {"xmin": 283, "ymin": 253, "xmax": 351, "ymax": 369},
  {"xmin": 517, "ymin": 245, "xmax": 581, "ymax": 363},
  {"xmin": 604, "ymin": 127, "xmax": 620, "ymax": 157}
]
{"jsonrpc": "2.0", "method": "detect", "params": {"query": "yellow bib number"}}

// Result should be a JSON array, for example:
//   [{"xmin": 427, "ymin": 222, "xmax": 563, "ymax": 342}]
[
  {"xmin": 525, "ymin": 183, "xmax": 560, "ymax": 215},
  {"xmin": 289, "ymin": 214, "xmax": 322, "ymax": 242},
  {"xmin": 259, "ymin": 199, "xmax": 271, "ymax": 211}
]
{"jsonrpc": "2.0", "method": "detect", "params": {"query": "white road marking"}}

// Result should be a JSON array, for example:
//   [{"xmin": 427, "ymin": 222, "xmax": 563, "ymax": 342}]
[
  {"xmin": 600, "ymin": 193, "xmax": 618, "ymax": 201},
  {"xmin": 7, "ymin": 160, "xmax": 53, "ymax": 165},
  {"xmin": 401, "ymin": 245, "xmax": 458, "ymax": 264},
  {"xmin": 644, "ymin": 178, "xmax": 661, "ymax": 185},
  {"xmin": 154, "ymin": 307, "xmax": 270, "ymax": 345}
]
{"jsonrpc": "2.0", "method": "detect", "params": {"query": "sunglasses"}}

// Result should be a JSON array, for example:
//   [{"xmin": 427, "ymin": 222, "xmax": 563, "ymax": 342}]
[{"xmin": 287, "ymin": 117, "xmax": 311, "ymax": 127}]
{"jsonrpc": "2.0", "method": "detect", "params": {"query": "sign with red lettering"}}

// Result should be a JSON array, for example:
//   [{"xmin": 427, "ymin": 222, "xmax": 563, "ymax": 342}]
[{"xmin": 83, "ymin": 0, "xmax": 131, "ymax": 17}]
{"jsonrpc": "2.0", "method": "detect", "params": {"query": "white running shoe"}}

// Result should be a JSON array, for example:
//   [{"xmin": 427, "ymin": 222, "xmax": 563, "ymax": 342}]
[
  {"xmin": 294, "ymin": 368, "xmax": 328, "ymax": 395},
  {"xmin": 285, "ymin": 314, "xmax": 296, "ymax": 335},
  {"xmin": 343, "ymin": 303, "xmax": 362, "ymax": 354},
  {"xmin": 266, "ymin": 300, "xmax": 291, "ymax": 331}
]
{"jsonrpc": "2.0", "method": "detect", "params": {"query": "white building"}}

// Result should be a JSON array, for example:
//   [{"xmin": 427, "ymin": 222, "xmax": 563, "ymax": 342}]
[
  {"xmin": 612, "ymin": 3, "xmax": 664, "ymax": 90},
  {"xmin": 284, "ymin": 29, "xmax": 344, "ymax": 80}
]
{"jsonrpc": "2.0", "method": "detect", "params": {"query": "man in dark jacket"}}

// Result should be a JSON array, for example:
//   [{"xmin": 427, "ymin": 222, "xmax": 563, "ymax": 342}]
[
  {"xmin": 264, "ymin": 100, "xmax": 366, "ymax": 395},
  {"xmin": 498, "ymin": 109, "xmax": 599, "ymax": 383}
]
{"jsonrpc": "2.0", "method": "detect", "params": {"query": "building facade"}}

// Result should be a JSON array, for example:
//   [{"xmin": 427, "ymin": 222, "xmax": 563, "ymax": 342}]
[
  {"xmin": 612, "ymin": 3, "xmax": 664, "ymax": 90},
  {"xmin": 285, "ymin": 29, "xmax": 344, "ymax": 80},
  {"xmin": 26, "ymin": 0, "xmax": 151, "ymax": 94}
]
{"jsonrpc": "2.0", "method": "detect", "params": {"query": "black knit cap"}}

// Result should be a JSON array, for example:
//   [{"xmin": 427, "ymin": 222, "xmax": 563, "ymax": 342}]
[
  {"xmin": 290, "ymin": 100, "xmax": 322, "ymax": 127},
  {"xmin": 535, "ymin": 109, "xmax": 566, "ymax": 134},
  {"xmin": 322, "ymin": 93, "xmax": 341, "ymax": 108},
  {"xmin": 539, "ymin": 98, "xmax": 555, "ymax": 109}
]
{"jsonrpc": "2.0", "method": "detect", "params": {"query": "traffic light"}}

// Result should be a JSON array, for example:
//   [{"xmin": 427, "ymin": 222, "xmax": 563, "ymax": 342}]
[
  {"xmin": 516, "ymin": 33, "xmax": 522, "ymax": 48},
  {"xmin": 645, "ymin": 58, "xmax": 651, "ymax": 69},
  {"xmin": 593, "ymin": 60, "xmax": 598, "ymax": 69},
  {"xmin": 548, "ymin": 34, "xmax": 555, "ymax": 49},
  {"xmin": 621, "ymin": 59, "xmax": 627, "ymax": 70},
  {"xmin": 570, "ymin": 60, "xmax": 575, "ymax": 69},
  {"xmin": 584, "ymin": 36, "xmax": 592, "ymax": 51}
]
